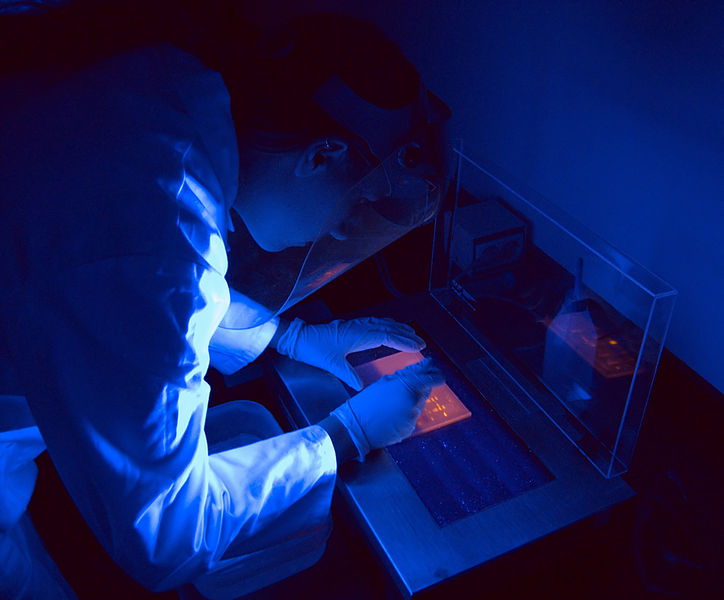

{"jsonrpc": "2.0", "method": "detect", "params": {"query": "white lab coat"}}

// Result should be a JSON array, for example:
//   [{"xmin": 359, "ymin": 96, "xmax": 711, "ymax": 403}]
[{"xmin": 0, "ymin": 44, "xmax": 336, "ymax": 598}]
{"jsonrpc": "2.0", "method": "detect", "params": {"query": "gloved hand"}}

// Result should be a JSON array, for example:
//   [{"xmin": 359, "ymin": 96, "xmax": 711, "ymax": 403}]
[
  {"xmin": 274, "ymin": 317, "xmax": 426, "ymax": 390},
  {"xmin": 330, "ymin": 357, "xmax": 444, "ymax": 460}
]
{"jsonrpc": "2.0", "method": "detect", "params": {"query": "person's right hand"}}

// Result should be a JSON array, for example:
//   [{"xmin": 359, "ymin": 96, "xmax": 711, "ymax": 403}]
[{"xmin": 331, "ymin": 357, "xmax": 444, "ymax": 460}]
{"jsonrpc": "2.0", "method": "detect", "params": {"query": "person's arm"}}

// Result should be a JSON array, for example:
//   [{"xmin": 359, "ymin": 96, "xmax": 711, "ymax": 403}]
[
  {"xmin": 5, "ymin": 257, "xmax": 336, "ymax": 592},
  {"xmin": 269, "ymin": 317, "xmax": 290, "ymax": 349},
  {"xmin": 208, "ymin": 288, "xmax": 280, "ymax": 374},
  {"xmin": 317, "ymin": 413, "xmax": 358, "ymax": 464}
]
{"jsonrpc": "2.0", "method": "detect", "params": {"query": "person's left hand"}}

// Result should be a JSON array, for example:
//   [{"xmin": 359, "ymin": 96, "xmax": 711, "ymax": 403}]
[{"xmin": 274, "ymin": 317, "xmax": 425, "ymax": 390}]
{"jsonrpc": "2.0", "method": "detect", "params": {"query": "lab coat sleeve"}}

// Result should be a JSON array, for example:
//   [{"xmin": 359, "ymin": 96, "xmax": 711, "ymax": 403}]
[
  {"xmin": 208, "ymin": 289, "xmax": 279, "ymax": 374},
  {"xmin": 3, "ymin": 256, "xmax": 336, "ymax": 592}
]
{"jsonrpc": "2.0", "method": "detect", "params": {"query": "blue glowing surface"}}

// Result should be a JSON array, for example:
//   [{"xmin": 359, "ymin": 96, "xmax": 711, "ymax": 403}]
[{"xmin": 349, "ymin": 332, "xmax": 554, "ymax": 527}]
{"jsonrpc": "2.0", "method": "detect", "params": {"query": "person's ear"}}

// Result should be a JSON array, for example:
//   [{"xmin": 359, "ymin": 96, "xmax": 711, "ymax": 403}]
[{"xmin": 295, "ymin": 138, "xmax": 348, "ymax": 177}]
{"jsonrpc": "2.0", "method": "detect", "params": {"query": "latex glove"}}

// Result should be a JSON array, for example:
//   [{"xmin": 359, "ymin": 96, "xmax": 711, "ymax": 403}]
[
  {"xmin": 331, "ymin": 357, "xmax": 444, "ymax": 460},
  {"xmin": 274, "ymin": 317, "xmax": 425, "ymax": 390}
]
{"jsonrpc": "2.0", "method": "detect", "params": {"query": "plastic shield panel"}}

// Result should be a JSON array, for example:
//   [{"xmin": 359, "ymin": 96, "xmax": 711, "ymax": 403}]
[{"xmin": 224, "ymin": 145, "xmax": 446, "ymax": 329}]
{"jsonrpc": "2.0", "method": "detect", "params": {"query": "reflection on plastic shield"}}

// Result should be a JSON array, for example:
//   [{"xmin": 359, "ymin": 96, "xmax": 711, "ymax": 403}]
[{"xmin": 355, "ymin": 352, "xmax": 471, "ymax": 436}]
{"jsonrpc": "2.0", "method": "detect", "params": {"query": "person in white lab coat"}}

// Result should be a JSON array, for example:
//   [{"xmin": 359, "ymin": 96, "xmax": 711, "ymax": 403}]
[{"xmin": 0, "ymin": 4, "xmax": 450, "ymax": 599}]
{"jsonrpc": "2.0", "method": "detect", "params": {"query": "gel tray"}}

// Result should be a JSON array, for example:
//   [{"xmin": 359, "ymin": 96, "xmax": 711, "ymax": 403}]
[{"xmin": 347, "ymin": 328, "xmax": 554, "ymax": 527}]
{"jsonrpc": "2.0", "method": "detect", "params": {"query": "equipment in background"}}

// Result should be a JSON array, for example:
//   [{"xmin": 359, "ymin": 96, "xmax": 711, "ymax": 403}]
[{"xmin": 450, "ymin": 197, "xmax": 526, "ymax": 275}]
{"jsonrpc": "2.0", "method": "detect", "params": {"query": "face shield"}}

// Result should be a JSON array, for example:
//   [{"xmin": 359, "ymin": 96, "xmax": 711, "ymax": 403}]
[{"xmin": 223, "ymin": 76, "xmax": 451, "ymax": 330}]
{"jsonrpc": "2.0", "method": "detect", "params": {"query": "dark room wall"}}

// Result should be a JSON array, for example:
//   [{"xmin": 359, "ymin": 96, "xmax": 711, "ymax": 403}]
[{"xmin": 241, "ymin": 0, "xmax": 724, "ymax": 393}]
